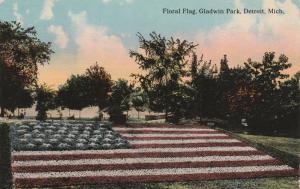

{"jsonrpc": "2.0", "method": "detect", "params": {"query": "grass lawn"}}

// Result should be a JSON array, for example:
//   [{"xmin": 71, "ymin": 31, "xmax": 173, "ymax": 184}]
[
  {"xmin": 237, "ymin": 134, "xmax": 300, "ymax": 157},
  {"xmin": 22, "ymin": 177, "xmax": 299, "ymax": 189}
]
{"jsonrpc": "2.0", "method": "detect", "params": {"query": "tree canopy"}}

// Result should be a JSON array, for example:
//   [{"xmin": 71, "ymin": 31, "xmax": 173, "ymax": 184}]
[
  {"xmin": 130, "ymin": 32, "xmax": 197, "ymax": 122},
  {"xmin": 0, "ymin": 21, "xmax": 53, "ymax": 116}
]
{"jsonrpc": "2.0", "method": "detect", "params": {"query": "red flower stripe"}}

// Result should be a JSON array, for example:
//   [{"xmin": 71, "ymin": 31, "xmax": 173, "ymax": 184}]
[
  {"xmin": 132, "ymin": 142, "xmax": 246, "ymax": 148},
  {"xmin": 117, "ymin": 130, "xmax": 219, "ymax": 134},
  {"xmin": 125, "ymin": 136, "xmax": 231, "ymax": 140},
  {"xmin": 13, "ymin": 150, "xmax": 264, "ymax": 161}
]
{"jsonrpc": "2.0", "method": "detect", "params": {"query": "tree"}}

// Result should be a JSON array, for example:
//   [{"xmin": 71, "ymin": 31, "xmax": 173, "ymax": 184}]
[
  {"xmin": 273, "ymin": 72, "xmax": 299, "ymax": 135},
  {"xmin": 131, "ymin": 88, "xmax": 148, "ymax": 119},
  {"xmin": 85, "ymin": 62, "xmax": 113, "ymax": 120},
  {"xmin": 35, "ymin": 84, "xmax": 56, "ymax": 121},
  {"xmin": 0, "ymin": 21, "xmax": 53, "ymax": 116},
  {"xmin": 108, "ymin": 79, "xmax": 134, "ymax": 123},
  {"xmin": 0, "ymin": 62, "xmax": 34, "ymax": 115},
  {"xmin": 188, "ymin": 54, "xmax": 219, "ymax": 119},
  {"xmin": 130, "ymin": 32, "xmax": 197, "ymax": 123},
  {"xmin": 244, "ymin": 52, "xmax": 292, "ymax": 130},
  {"xmin": 222, "ymin": 66, "xmax": 255, "ymax": 122},
  {"xmin": 57, "ymin": 75, "xmax": 90, "ymax": 118}
]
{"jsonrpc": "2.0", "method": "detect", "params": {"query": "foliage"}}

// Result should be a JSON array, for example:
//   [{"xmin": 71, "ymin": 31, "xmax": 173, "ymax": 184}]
[
  {"xmin": 56, "ymin": 63, "xmax": 113, "ymax": 119},
  {"xmin": 108, "ymin": 79, "xmax": 134, "ymax": 123},
  {"xmin": 130, "ymin": 32, "xmax": 197, "ymax": 123},
  {"xmin": 35, "ymin": 84, "xmax": 56, "ymax": 120},
  {"xmin": 0, "ymin": 21, "xmax": 53, "ymax": 116},
  {"xmin": 56, "ymin": 75, "xmax": 90, "ymax": 116},
  {"xmin": 243, "ymin": 52, "xmax": 293, "ymax": 130},
  {"xmin": 85, "ymin": 62, "xmax": 113, "ymax": 116},
  {"xmin": 188, "ymin": 53, "xmax": 218, "ymax": 119},
  {"xmin": 131, "ymin": 87, "xmax": 149, "ymax": 119}
]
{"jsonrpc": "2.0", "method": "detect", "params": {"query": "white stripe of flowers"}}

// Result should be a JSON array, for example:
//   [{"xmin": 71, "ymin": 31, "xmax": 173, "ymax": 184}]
[{"xmin": 14, "ymin": 165, "xmax": 292, "ymax": 179}]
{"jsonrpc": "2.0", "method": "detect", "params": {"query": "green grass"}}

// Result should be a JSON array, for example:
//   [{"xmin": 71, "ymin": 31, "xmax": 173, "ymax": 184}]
[
  {"xmin": 18, "ymin": 177, "xmax": 299, "ymax": 189},
  {"xmin": 237, "ymin": 134, "xmax": 300, "ymax": 157}
]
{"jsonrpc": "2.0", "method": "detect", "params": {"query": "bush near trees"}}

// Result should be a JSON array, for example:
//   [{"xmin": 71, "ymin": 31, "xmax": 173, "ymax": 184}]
[
  {"xmin": 108, "ymin": 79, "xmax": 134, "ymax": 124},
  {"xmin": 0, "ymin": 123, "xmax": 12, "ymax": 189},
  {"xmin": 36, "ymin": 84, "xmax": 57, "ymax": 121},
  {"xmin": 0, "ymin": 21, "xmax": 53, "ymax": 117},
  {"xmin": 131, "ymin": 87, "xmax": 149, "ymax": 119}
]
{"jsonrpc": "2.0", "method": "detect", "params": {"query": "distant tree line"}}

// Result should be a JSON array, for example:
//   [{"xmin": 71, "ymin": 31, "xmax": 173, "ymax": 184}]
[{"xmin": 1, "ymin": 22, "xmax": 298, "ymax": 134}]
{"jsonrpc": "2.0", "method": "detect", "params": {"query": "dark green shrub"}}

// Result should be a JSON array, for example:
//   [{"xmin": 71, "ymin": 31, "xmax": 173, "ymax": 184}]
[{"xmin": 0, "ymin": 123, "xmax": 12, "ymax": 189}]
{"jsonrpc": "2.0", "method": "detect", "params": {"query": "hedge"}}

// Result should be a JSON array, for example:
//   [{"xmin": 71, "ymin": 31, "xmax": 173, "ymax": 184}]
[{"xmin": 0, "ymin": 123, "xmax": 12, "ymax": 189}]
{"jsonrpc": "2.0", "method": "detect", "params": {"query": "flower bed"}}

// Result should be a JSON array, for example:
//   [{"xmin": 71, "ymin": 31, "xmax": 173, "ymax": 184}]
[{"xmin": 12, "ymin": 124, "xmax": 298, "ymax": 188}]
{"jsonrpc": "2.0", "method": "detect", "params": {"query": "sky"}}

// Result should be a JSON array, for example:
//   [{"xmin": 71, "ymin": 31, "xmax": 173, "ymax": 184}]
[{"xmin": 0, "ymin": 0, "xmax": 300, "ymax": 88}]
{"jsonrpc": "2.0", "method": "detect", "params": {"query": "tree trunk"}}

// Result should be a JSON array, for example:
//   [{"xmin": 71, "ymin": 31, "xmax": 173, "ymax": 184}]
[
  {"xmin": 79, "ymin": 110, "xmax": 81, "ymax": 119},
  {"xmin": 165, "ymin": 94, "xmax": 168, "ymax": 123},
  {"xmin": 69, "ymin": 109, "xmax": 70, "ymax": 117},
  {"xmin": 0, "ymin": 106, "xmax": 5, "ymax": 117},
  {"xmin": 98, "ymin": 106, "xmax": 102, "ymax": 121},
  {"xmin": 137, "ymin": 111, "xmax": 140, "ymax": 119}
]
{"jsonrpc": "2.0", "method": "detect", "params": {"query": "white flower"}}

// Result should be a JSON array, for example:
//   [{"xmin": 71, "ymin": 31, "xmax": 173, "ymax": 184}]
[
  {"xmin": 58, "ymin": 130, "xmax": 66, "ymax": 134},
  {"xmin": 19, "ymin": 138, "xmax": 28, "ymax": 144},
  {"xmin": 58, "ymin": 143, "xmax": 70, "ymax": 149},
  {"xmin": 33, "ymin": 138, "xmax": 44, "ymax": 144},
  {"xmin": 49, "ymin": 139, "xmax": 59, "ymax": 144},
  {"xmin": 45, "ymin": 129, "xmax": 53, "ymax": 134},
  {"xmin": 80, "ymin": 134, "xmax": 89, "ymax": 139},
  {"xmin": 24, "ymin": 134, "xmax": 32, "ymax": 138},
  {"xmin": 48, "ymin": 126, "xmax": 56, "ymax": 130},
  {"xmin": 17, "ymin": 130, "xmax": 27, "ymax": 134},
  {"xmin": 33, "ymin": 125, "xmax": 42, "ymax": 130},
  {"xmin": 40, "ymin": 143, "xmax": 52, "ymax": 149},
  {"xmin": 53, "ymin": 134, "xmax": 62, "ymax": 139},
  {"xmin": 36, "ymin": 134, "xmax": 46, "ymax": 138},
  {"xmin": 93, "ymin": 130, "xmax": 102, "ymax": 134},
  {"xmin": 76, "ymin": 143, "xmax": 85, "ymax": 149},
  {"xmin": 64, "ymin": 138, "xmax": 74, "ymax": 143},
  {"xmin": 32, "ymin": 129, "xmax": 40, "ymax": 134},
  {"xmin": 77, "ymin": 138, "xmax": 87, "ymax": 143},
  {"xmin": 115, "ymin": 142, "xmax": 126, "ymax": 148},
  {"xmin": 102, "ymin": 143, "xmax": 111, "ymax": 149},
  {"xmin": 67, "ymin": 134, "xmax": 76, "ymax": 138},
  {"xmin": 103, "ymin": 138, "xmax": 112, "ymax": 143},
  {"xmin": 26, "ymin": 143, "xmax": 35, "ymax": 149},
  {"xmin": 90, "ymin": 138, "xmax": 98, "ymax": 143},
  {"xmin": 105, "ymin": 134, "xmax": 115, "ymax": 139},
  {"xmin": 19, "ymin": 125, "xmax": 29, "ymax": 130},
  {"xmin": 89, "ymin": 142, "xmax": 98, "ymax": 148}
]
